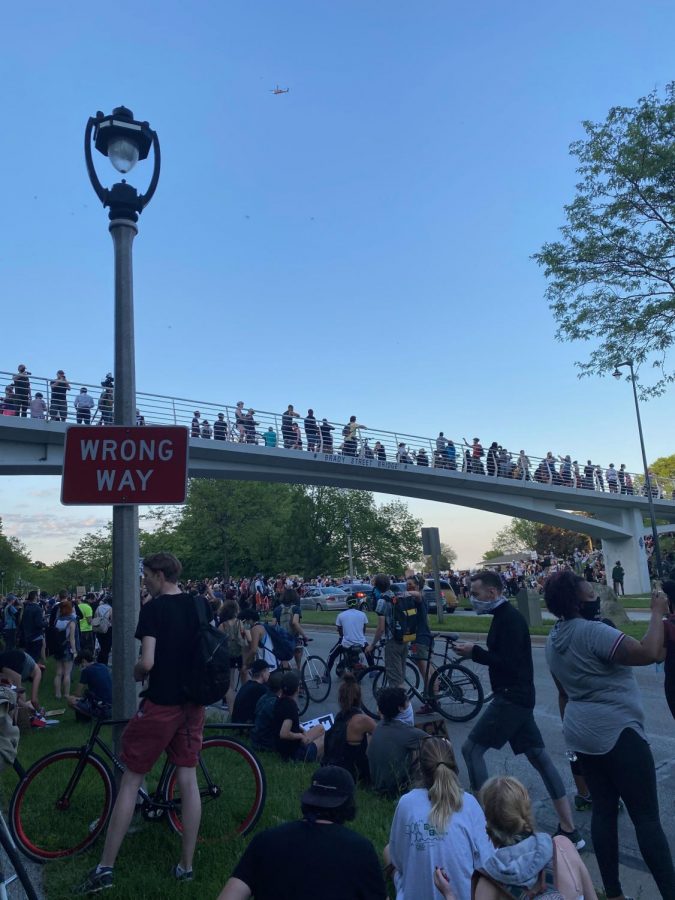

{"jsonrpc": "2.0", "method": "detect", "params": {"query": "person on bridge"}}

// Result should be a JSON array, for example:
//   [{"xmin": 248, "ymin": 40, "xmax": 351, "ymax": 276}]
[
  {"xmin": 74, "ymin": 387, "xmax": 94, "ymax": 424},
  {"xmin": 304, "ymin": 408, "xmax": 319, "ymax": 451},
  {"xmin": 454, "ymin": 570, "xmax": 583, "ymax": 851},
  {"xmin": 12, "ymin": 365, "xmax": 31, "ymax": 417}
]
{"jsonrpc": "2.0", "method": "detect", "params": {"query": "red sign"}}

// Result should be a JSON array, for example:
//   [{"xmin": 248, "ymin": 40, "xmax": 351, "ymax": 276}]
[{"xmin": 61, "ymin": 426, "xmax": 189, "ymax": 505}]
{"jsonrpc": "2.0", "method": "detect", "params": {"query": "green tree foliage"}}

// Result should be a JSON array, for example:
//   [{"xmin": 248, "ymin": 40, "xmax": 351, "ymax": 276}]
[
  {"xmin": 489, "ymin": 517, "xmax": 593, "ymax": 559},
  {"xmin": 141, "ymin": 482, "xmax": 423, "ymax": 579},
  {"xmin": 534, "ymin": 84, "xmax": 675, "ymax": 398},
  {"xmin": 423, "ymin": 542, "xmax": 458, "ymax": 572},
  {"xmin": 0, "ymin": 518, "xmax": 35, "ymax": 594}
]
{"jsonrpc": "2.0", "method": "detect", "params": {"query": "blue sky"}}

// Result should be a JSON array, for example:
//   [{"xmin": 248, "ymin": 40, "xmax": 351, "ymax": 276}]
[{"xmin": 1, "ymin": 1, "xmax": 674, "ymax": 568}]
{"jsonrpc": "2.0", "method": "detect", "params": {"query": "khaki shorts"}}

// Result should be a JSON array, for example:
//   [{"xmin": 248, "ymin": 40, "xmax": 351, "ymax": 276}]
[{"xmin": 410, "ymin": 641, "xmax": 431, "ymax": 661}]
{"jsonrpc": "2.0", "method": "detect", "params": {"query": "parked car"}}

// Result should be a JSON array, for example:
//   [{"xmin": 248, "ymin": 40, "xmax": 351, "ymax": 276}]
[
  {"xmin": 300, "ymin": 586, "xmax": 350, "ymax": 612},
  {"xmin": 424, "ymin": 578, "xmax": 458, "ymax": 614},
  {"xmin": 389, "ymin": 580, "xmax": 457, "ymax": 614},
  {"xmin": 343, "ymin": 583, "xmax": 375, "ymax": 610}
]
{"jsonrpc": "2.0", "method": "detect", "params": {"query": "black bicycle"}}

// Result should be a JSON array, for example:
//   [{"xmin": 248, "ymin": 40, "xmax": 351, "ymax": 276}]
[
  {"xmin": 9, "ymin": 718, "xmax": 266, "ymax": 863},
  {"xmin": 357, "ymin": 633, "xmax": 484, "ymax": 722},
  {"xmin": 0, "ymin": 761, "xmax": 39, "ymax": 899}
]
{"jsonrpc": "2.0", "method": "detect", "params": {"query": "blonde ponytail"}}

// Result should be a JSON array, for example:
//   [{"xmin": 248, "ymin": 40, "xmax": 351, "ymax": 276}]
[{"xmin": 419, "ymin": 738, "xmax": 463, "ymax": 831}]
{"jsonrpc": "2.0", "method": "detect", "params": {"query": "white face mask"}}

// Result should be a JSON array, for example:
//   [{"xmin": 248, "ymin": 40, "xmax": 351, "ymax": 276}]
[
  {"xmin": 470, "ymin": 597, "xmax": 506, "ymax": 615},
  {"xmin": 396, "ymin": 703, "xmax": 415, "ymax": 726}
]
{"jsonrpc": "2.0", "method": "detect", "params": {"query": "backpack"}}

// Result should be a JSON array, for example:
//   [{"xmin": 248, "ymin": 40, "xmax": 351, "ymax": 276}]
[
  {"xmin": 91, "ymin": 606, "xmax": 111, "ymax": 635},
  {"xmin": 389, "ymin": 592, "xmax": 418, "ymax": 643},
  {"xmin": 275, "ymin": 604, "xmax": 295, "ymax": 635},
  {"xmin": 323, "ymin": 708, "xmax": 358, "ymax": 768},
  {"xmin": 183, "ymin": 597, "xmax": 230, "ymax": 706},
  {"xmin": 263, "ymin": 623, "xmax": 295, "ymax": 661}
]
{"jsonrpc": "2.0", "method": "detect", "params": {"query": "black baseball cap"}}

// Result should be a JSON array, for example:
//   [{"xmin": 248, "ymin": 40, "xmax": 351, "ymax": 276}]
[{"xmin": 301, "ymin": 766, "xmax": 355, "ymax": 808}]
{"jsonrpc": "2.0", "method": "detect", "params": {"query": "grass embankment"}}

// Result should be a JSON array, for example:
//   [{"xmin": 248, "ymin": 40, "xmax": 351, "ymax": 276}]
[
  {"xmin": 301, "ymin": 609, "xmax": 651, "ymax": 640},
  {"xmin": 1, "ymin": 661, "xmax": 397, "ymax": 900}
]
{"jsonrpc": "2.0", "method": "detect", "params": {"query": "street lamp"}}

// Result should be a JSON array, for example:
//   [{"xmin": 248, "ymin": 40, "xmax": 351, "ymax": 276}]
[
  {"xmin": 344, "ymin": 516, "xmax": 355, "ymax": 579},
  {"xmin": 612, "ymin": 360, "xmax": 664, "ymax": 580},
  {"xmin": 85, "ymin": 107, "xmax": 161, "ymax": 725}
]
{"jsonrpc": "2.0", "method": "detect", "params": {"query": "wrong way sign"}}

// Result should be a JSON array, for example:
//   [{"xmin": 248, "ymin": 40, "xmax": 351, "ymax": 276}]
[{"xmin": 61, "ymin": 426, "xmax": 189, "ymax": 505}]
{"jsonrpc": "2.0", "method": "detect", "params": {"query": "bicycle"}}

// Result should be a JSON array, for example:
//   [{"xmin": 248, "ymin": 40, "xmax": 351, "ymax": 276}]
[
  {"xmin": 0, "ymin": 795, "xmax": 38, "ymax": 899},
  {"xmin": 357, "ymin": 633, "xmax": 484, "ymax": 722},
  {"xmin": 8, "ymin": 717, "xmax": 266, "ymax": 864}
]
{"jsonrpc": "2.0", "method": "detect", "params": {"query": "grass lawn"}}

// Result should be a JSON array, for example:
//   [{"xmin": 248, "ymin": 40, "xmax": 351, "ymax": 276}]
[
  {"xmin": 1, "ymin": 660, "xmax": 398, "ymax": 900},
  {"xmin": 300, "ymin": 609, "xmax": 651, "ymax": 640}
]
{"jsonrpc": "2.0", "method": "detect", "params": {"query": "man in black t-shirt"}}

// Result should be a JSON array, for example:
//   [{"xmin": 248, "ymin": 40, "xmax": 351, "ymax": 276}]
[
  {"xmin": 218, "ymin": 767, "xmax": 386, "ymax": 900},
  {"xmin": 231, "ymin": 659, "xmax": 270, "ymax": 724},
  {"xmin": 75, "ymin": 553, "xmax": 207, "ymax": 895},
  {"xmin": 273, "ymin": 671, "xmax": 324, "ymax": 762},
  {"xmin": 455, "ymin": 570, "xmax": 583, "ymax": 849}
]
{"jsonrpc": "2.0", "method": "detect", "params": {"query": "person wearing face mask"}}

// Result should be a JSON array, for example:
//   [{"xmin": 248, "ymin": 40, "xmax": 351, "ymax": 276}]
[
  {"xmin": 544, "ymin": 571, "xmax": 674, "ymax": 900},
  {"xmin": 454, "ymin": 571, "xmax": 583, "ymax": 850}
]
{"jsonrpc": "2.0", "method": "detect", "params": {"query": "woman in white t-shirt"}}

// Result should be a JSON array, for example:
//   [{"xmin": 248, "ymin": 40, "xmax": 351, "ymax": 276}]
[{"xmin": 387, "ymin": 737, "xmax": 491, "ymax": 900}]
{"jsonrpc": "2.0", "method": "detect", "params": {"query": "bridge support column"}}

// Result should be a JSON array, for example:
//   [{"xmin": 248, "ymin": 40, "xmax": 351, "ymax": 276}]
[{"xmin": 601, "ymin": 507, "xmax": 651, "ymax": 594}]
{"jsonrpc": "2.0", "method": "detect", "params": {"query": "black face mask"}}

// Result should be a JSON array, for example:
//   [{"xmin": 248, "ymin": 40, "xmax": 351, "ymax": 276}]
[{"xmin": 579, "ymin": 599, "xmax": 601, "ymax": 621}]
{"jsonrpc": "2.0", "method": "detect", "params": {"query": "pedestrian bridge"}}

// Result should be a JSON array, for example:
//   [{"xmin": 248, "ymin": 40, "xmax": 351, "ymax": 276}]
[{"xmin": 2, "ymin": 413, "xmax": 674, "ymax": 594}]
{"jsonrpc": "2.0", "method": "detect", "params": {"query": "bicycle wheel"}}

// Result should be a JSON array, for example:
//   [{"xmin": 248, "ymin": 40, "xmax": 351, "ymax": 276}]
[
  {"xmin": 166, "ymin": 737, "xmax": 266, "ymax": 842},
  {"xmin": 9, "ymin": 749, "xmax": 115, "ymax": 863},
  {"xmin": 0, "ymin": 812, "xmax": 39, "ymax": 900},
  {"xmin": 301, "ymin": 655, "xmax": 330, "ymax": 703},
  {"xmin": 356, "ymin": 666, "xmax": 385, "ymax": 718},
  {"xmin": 429, "ymin": 663, "xmax": 484, "ymax": 722}
]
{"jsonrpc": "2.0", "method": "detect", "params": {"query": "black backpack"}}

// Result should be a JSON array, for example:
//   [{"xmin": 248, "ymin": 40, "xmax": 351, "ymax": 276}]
[
  {"xmin": 389, "ymin": 592, "xmax": 418, "ymax": 643},
  {"xmin": 183, "ymin": 597, "xmax": 230, "ymax": 706}
]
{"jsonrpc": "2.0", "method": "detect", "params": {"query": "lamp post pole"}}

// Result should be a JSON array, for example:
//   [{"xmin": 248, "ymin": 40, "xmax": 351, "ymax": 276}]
[
  {"xmin": 344, "ymin": 516, "xmax": 355, "ymax": 578},
  {"xmin": 111, "ymin": 216, "xmax": 140, "ymax": 723},
  {"xmin": 85, "ymin": 107, "xmax": 161, "ymax": 729},
  {"xmin": 614, "ymin": 361, "xmax": 664, "ymax": 581}
]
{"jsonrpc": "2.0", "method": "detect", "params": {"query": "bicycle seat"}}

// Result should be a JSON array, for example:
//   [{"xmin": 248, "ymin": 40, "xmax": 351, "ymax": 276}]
[{"xmin": 433, "ymin": 632, "xmax": 459, "ymax": 642}]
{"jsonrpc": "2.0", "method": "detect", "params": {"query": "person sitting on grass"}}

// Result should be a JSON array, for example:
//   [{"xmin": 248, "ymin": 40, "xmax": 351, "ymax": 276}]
[
  {"xmin": 231, "ymin": 659, "xmax": 270, "ymax": 724},
  {"xmin": 273, "ymin": 670, "xmax": 325, "ymax": 762},
  {"xmin": 67, "ymin": 650, "xmax": 112, "ymax": 721},
  {"xmin": 217, "ymin": 766, "xmax": 386, "ymax": 900},
  {"xmin": 251, "ymin": 668, "xmax": 285, "ymax": 752},
  {"xmin": 322, "ymin": 672, "xmax": 376, "ymax": 783},
  {"xmin": 474, "ymin": 776, "xmax": 597, "ymax": 900},
  {"xmin": 386, "ymin": 737, "xmax": 492, "ymax": 900},
  {"xmin": 367, "ymin": 686, "xmax": 428, "ymax": 797}
]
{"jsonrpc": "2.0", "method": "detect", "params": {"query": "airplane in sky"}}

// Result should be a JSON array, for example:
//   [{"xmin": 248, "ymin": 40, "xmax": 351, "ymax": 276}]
[{"xmin": 271, "ymin": 85, "xmax": 289, "ymax": 95}]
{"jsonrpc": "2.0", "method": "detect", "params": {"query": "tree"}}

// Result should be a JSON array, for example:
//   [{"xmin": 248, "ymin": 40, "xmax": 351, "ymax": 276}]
[
  {"xmin": 534, "ymin": 83, "xmax": 675, "ymax": 398},
  {"xmin": 423, "ymin": 542, "xmax": 458, "ymax": 572},
  {"xmin": 488, "ymin": 517, "xmax": 593, "ymax": 559}
]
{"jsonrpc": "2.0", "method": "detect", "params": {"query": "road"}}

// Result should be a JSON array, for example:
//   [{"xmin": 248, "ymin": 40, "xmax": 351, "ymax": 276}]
[{"xmin": 303, "ymin": 627, "xmax": 675, "ymax": 899}]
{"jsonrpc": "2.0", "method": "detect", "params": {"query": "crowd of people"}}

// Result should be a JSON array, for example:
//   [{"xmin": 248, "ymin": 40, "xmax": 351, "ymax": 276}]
[
  {"xmin": 3, "ymin": 364, "xmax": 673, "ymax": 500},
  {"xmin": 4, "ymin": 552, "xmax": 668, "ymax": 897}
]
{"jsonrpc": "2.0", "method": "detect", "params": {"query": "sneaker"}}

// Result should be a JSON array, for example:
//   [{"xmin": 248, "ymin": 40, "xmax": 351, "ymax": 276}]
[
  {"xmin": 74, "ymin": 866, "xmax": 113, "ymax": 894},
  {"xmin": 30, "ymin": 714, "xmax": 47, "ymax": 728},
  {"xmin": 172, "ymin": 865, "xmax": 193, "ymax": 882},
  {"xmin": 417, "ymin": 703, "xmax": 435, "ymax": 715},
  {"xmin": 574, "ymin": 793, "xmax": 592, "ymax": 811},
  {"xmin": 554, "ymin": 825, "xmax": 585, "ymax": 851}
]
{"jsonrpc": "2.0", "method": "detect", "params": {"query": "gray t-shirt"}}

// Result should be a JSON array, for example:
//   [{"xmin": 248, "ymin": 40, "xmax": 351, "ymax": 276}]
[
  {"xmin": 367, "ymin": 719, "xmax": 428, "ymax": 795},
  {"xmin": 545, "ymin": 618, "xmax": 645, "ymax": 754}
]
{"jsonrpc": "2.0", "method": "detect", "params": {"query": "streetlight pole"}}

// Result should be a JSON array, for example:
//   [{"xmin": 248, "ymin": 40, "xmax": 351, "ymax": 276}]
[
  {"xmin": 613, "ymin": 360, "xmax": 664, "ymax": 581},
  {"xmin": 85, "ymin": 108, "xmax": 161, "ymax": 727},
  {"xmin": 344, "ymin": 516, "xmax": 355, "ymax": 578}
]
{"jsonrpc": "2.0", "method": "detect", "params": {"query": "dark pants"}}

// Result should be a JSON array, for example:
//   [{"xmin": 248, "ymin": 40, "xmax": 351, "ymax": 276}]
[
  {"xmin": 97, "ymin": 629, "xmax": 112, "ymax": 666},
  {"xmin": 25, "ymin": 638, "xmax": 44, "ymax": 663},
  {"xmin": 3, "ymin": 630, "xmax": 16, "ymax": 650},
  {"xmin": 578, "ymin": 727, "xmax": 675, "ymax": 898},
  {"xmin": 79, "ymin": 631, "xmax": 94, "ymax": 655},
  {"xmin": 76, "ymin": 409, "xmax": 91, "ymax": 424}
]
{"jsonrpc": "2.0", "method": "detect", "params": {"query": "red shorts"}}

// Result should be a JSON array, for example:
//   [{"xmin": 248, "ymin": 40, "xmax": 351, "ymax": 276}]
[{"xmin": 120, "ymin": 699, "xmax": 205, "ymax": 774}]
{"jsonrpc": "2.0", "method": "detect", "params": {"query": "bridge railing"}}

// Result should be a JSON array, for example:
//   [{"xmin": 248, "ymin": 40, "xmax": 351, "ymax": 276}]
[{"xmin": 1, "ymin": 369, "xmax": 673, "ymax": 500}]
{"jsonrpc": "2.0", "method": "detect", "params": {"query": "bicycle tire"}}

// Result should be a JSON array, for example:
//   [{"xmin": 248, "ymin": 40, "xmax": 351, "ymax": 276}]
[
  {"xmin": 429, "ymin": 663, "xmax": 484, "ymax": 722},
  {"xmin": 0, "ymin": 812, "xmax": 39, "ymax": 900},
  {"xmin": 9, "ymin": 749, "xmax": 115, "ymax": 863},
  {"xmin": 165, "ymin": 737, "xmax": 266, "ymax": 842},
  {"xmin": 301, "ymin": 655, "xmax": 330, "ymax": 703}
]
